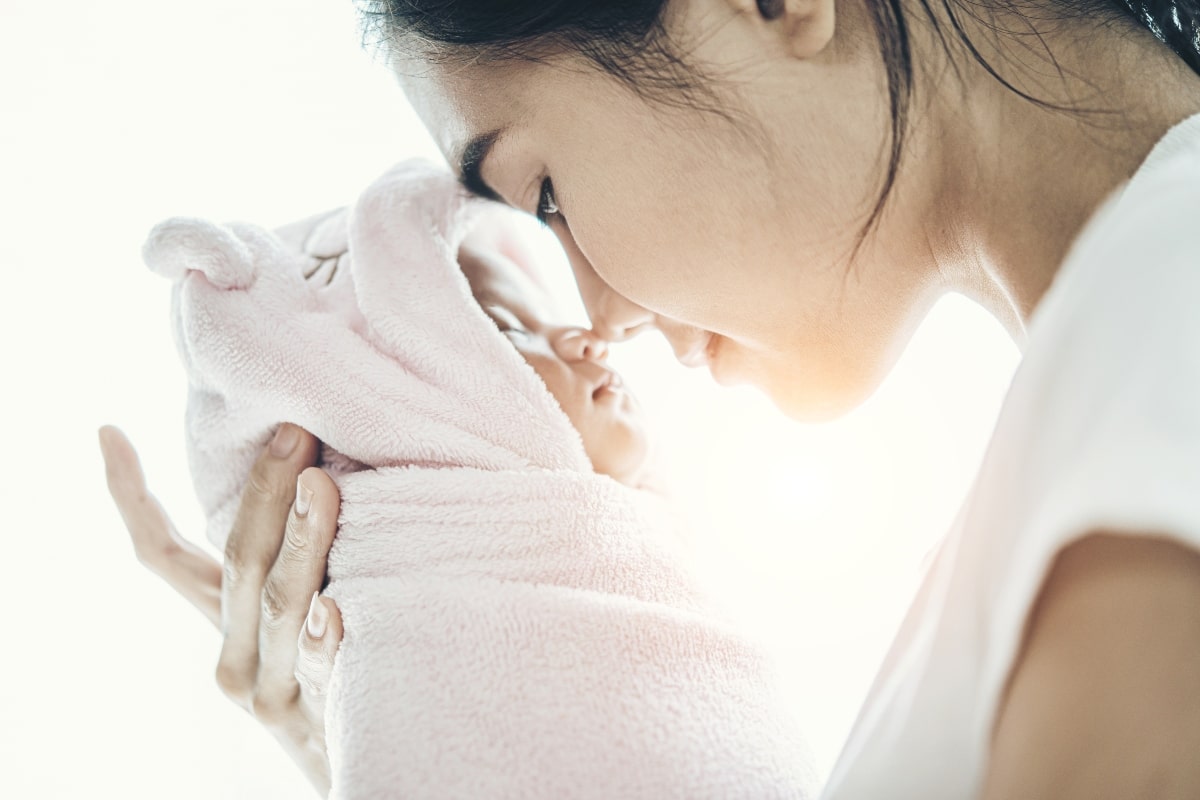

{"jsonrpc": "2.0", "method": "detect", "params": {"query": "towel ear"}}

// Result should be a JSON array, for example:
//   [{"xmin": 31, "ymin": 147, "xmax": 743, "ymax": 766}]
[{"xmin": 143, "ymin": 217, "xmax": 256, "ymax": 289}]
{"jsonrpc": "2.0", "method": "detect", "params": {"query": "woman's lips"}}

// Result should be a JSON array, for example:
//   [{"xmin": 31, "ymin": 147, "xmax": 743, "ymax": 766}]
[
  {"xmin": 684, "ymin": 333, "xmax": 731, "ymax": 386},
  {"xmin": 704, "ymin": 336, "xmax": 739, "ymax": 387},
  {"xmin": 677, "ymin": 334, "xmax": 714, "ymax": 368}
]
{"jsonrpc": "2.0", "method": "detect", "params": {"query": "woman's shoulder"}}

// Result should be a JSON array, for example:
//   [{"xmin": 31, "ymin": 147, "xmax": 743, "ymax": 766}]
[
  {"xmin": 982, "ymin": 124, "xmax": 1200, "ymax": 553},
  {"xmin": 1014, "ymin": 118, "xmax": 1200, "ymax": 441},
  {"xmin": 1029, "ymin": 119, "xmax": 1200, "ymax": 342}
]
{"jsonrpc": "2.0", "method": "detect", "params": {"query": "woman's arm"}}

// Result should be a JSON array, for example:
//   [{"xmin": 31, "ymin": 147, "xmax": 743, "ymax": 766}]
[
  {"xmin": 983, "ymin": 533, "xmax": 1200, "ymax": 799},
  {"xmin": 100, "ymin": 424, "xmax": 345, "ymax": 798}
]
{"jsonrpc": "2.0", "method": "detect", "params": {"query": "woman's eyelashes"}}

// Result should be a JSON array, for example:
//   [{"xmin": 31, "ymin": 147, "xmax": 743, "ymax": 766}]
[{"xmin": 535, "ymin": 177, "xmax": 560, "ymax": 225}]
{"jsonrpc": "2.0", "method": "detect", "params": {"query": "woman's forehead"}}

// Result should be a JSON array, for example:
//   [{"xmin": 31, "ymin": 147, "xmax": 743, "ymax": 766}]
[{"xmin": 397, "ymin": 59, "xmax": 534, "ymax": 164}]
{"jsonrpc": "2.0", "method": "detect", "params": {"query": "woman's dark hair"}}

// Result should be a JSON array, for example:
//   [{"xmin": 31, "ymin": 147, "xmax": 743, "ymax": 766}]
[{"xmin": 358, "ymin": 0, "xmax": 1200, "ymax": 252}]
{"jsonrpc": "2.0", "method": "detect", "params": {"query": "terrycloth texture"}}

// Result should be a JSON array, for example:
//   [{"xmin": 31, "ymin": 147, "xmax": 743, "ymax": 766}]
[{"xmin": 146, "ymin": 160, "xmax": 815, "ymax": 800}]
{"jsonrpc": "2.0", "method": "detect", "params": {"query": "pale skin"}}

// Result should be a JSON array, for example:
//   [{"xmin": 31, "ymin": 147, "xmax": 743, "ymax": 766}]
[{"xmin": 104, "ymin": 0, "xmax": 1200, "ymax": 795}]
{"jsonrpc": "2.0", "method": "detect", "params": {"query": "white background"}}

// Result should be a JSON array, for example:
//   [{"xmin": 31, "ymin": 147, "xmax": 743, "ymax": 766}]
[{"xmin": 1, "ymin": 2, "xmax": 1019, "ymax": 797}]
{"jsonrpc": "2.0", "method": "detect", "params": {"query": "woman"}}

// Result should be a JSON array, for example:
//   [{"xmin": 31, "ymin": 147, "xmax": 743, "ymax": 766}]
[{"xmin": 104, "ymin": 0, "xmax": 1200, "ymax": 797}]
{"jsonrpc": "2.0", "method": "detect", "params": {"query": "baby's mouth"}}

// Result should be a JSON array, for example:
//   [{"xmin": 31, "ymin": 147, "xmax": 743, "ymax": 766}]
[{"xmin": 592, "ymin": 370, "xmax": 623, "ymax": 400}]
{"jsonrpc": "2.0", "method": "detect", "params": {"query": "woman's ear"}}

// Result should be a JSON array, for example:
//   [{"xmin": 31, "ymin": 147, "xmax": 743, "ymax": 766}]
[{"xmin": 728, "ymin": 0, "xmax": 836, "ymax": 59}]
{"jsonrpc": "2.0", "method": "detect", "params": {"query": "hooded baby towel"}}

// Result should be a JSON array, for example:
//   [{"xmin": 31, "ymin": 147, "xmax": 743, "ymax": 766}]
[{"xmin": 146, "ymin": 161, "xmax": 815, "ymax": 799}]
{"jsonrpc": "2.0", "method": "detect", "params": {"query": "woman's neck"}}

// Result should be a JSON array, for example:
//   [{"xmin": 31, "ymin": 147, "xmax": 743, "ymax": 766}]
[{"xmin": 920, "ymin": 4, "xmax": 1200, "ymax": 345}]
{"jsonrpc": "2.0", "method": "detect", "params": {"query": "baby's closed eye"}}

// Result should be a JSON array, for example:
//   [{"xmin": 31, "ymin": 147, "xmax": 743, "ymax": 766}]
[{"xmin": 483, "ymin": 304, "xmax": 529, "ymax": 335}]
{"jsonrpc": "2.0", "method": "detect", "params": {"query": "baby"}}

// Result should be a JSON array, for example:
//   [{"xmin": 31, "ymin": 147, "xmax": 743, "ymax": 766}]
[
  {"xmin": 146, "ymin": 160, "xmax": 813, "ymax": 800},
  {"xmin": 455, "ymin": 237, "xmax": 650, "ymax": 487}
]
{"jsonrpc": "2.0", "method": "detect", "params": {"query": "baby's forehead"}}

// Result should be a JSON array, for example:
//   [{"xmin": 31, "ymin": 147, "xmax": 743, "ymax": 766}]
[
  {"xmin": 460, "ymin": 243, "xmax": 560, "ymax": 327},
  {"xmin": 460, "ymin": 208, "xmax": 584, "ymax": 323}
]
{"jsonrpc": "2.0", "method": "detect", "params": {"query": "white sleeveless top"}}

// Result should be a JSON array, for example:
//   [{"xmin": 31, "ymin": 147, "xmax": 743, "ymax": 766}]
[{"xmin": 821, "ymin": 112, "xmax": 1200, "ymax": 799}]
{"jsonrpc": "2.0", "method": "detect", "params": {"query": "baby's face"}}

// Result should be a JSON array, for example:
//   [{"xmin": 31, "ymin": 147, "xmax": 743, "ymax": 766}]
[{"xmin": 458, "ymin": 243, "xmax": 649, "ymax": 485}]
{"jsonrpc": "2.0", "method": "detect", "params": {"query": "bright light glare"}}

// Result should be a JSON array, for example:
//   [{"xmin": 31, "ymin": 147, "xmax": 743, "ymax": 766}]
[{"xmin": 1, "ymin": 2, "xmax": 1019, "ymax": 796}]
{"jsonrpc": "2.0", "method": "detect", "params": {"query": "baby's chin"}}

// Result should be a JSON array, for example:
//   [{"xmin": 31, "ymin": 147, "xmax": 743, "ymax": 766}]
[
  {"xmin": 590, "ymin": 450, "xmax": 649, "ymax": 487},
  {"xmin": 584, "ymin": 416, "xmax": 652, "ymax": 488}
]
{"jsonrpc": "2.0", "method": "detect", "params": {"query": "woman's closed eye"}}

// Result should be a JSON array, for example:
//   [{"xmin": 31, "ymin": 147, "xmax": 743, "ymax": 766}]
[{"xmin": 535, "ymin": 177, "xmax": 560, "ymax": 225}]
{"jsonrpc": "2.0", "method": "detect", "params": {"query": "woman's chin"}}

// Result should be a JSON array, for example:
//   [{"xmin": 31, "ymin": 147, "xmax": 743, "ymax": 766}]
[
  {"xmin": 752, "ymin": 365, "xmax": 882, "ymax": 423},
  {"xmin": 708, "ymin": 338, "xmax": 885, "ymax": 421}
]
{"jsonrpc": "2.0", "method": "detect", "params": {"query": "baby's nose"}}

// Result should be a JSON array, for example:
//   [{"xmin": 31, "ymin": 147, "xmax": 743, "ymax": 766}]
[{"xmin": 555, "ymin": 328, "xmax": 609, "ymax": 362}]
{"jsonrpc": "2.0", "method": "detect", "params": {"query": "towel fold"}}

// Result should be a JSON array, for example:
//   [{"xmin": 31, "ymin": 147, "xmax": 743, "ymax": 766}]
[{"xmin": 146, "ymin": 160, "xmax": 815, "ymax": 799}]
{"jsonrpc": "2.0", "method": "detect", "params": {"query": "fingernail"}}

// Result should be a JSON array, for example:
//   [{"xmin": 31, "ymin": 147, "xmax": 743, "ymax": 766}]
[
  {"xmin": 294, "ymin": 475, "xmax": 313, "ymax": 517},
  {"xmin": 270, "ymin": 424, "xmax": 300, "ymax": 458},
  {"xmin": 306, "ymin": 592, "xmax": 328, "ymax": 639}
]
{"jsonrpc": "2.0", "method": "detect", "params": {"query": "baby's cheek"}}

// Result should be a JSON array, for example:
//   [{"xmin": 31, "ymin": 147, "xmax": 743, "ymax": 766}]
[
  {"xmin": 516, "ymin": 350, "xmax": 567, "ymax": 411},
  {"xmin": 519, "ymin": 353, "xmax": 595, "ymax": 459}
]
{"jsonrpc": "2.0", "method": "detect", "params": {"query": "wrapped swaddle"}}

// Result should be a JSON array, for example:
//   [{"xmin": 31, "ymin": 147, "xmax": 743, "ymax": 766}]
[{"xmin": 145, "ymin": 160, "xmax": 816, "ymax": 799}]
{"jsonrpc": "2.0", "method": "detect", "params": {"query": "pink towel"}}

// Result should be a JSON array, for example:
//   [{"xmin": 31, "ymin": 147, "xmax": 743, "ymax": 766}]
[{"xmin": 145, "ymin": 161, "xmax": 816, "ymax": 800}]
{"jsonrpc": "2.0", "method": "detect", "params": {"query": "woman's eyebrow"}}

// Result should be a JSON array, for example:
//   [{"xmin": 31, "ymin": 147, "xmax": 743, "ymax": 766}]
[{"xmin": 459, "ymin": 129, "xmax": 504, "ymax": 203}]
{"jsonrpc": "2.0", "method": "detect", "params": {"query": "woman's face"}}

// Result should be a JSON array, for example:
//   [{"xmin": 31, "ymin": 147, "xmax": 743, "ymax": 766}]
[
  {"xmin": 458, "ymin": 244, "xmax": 650, "ymax": 485},
  {"xmin": 401, "ymin": 0, "xmax": 950, "ymax": 420}
]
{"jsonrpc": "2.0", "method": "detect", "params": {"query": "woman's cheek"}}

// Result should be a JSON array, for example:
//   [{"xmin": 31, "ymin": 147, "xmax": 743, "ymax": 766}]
[{"xmin": 572, "ymin": 219, "xmax": 694, "ymax": 318}]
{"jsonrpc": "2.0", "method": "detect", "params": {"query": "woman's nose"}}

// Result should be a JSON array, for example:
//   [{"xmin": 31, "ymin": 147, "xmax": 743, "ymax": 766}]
[
  {"xmin": 553, "ymin": 328, "xmax": 610, "ymax": 362},
  {"xmin": 587, "ymin": 291, "xmax": 657, "ymax": 342},
  {"xmin": 561, "ymin": 234, "xmax": 656, "ymax": 342}
]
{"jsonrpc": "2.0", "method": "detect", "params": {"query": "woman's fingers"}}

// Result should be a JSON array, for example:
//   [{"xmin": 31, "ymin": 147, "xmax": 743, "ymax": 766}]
[
  {"xmin": 99, "ymin": 425, "xmax": 223, "ymax": 626},
  {"xmin": 102, "ymin": 422, "xmax": 339, "ymax": 795},
  {"xmin": 216, "ymin": 424, "xmax": 320, "ymax": 709},
  {"xmin": 254, "ymin": 467, "xmax": 340, "ymax": 717},
  {"xmin": 296, "ymin": 594, "xmax": 344, "ymax": 712}
]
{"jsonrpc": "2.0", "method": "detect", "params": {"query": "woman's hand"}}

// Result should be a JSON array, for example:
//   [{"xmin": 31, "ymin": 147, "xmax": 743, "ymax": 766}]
[{"xmin": 99, "ymin": 424, "xmax": 344, "ymax": 798}]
